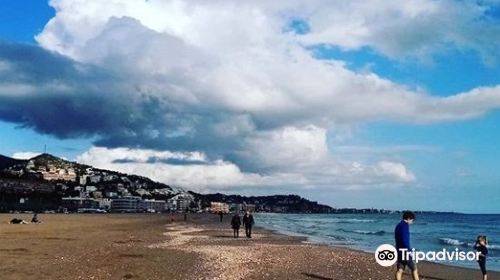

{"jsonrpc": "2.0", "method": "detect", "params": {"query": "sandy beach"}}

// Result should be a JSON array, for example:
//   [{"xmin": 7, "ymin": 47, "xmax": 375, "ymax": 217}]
[{"xmin": 0, "ymin": 213, "xmax": 497, "ymax": 280}]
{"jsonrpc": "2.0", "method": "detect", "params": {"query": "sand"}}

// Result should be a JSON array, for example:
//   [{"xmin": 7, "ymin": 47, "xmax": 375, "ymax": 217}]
[{"xmin": 0, "ymin": 213, "xmax": 497, "ymax": 280}]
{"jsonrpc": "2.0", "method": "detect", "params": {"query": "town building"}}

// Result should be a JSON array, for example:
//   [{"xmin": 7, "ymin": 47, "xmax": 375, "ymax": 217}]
[
  {"xmin": 139, "ymin": 199, "xmax": 166, "ymax": 213},
  {"xmin": 167, "ymin": 194, "xmax": 193, "ymax": 212},
  {"xmin": 110, "ymin": 196, "xmax": 141, "ymax": 212},
  {"xmin": 229, "ymin": 203, "xmax": 243, "ymax": 213},
  {"xmin": 79, "ymin": 175, "xmax": 88, "ymax": 185},
  {"xmin": 62, "ymin": 197, "xmax": 100, "ymax": 212},
  {"xmin": 243, "ymin": 203, "xmax": 256, "ymax": 212},
  {"xmin": 39, "ymin": 166, "xmax": 77, "ymax": 181},
  {"xmin": 210, "ymin": 202, "xmax": 229, "ymax": 213}
]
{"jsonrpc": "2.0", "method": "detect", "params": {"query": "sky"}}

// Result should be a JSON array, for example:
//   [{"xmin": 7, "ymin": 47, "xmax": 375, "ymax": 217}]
[{"xmin": 1, "ymin": 0, "xmax": 500, "ymax": 213}]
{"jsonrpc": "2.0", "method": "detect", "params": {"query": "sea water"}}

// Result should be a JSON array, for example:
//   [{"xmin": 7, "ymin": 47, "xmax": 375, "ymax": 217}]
[{"xmin": 255, "ymin": 213, "xmax": 500, "ymax": 271}]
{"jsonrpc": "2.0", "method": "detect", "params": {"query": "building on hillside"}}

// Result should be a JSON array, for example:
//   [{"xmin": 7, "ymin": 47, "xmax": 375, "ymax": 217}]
[
  {"xmin": 210, "ymin": 202, "xmax": 229, "ymax": 213},
  {"xmin": 105, "ymin": 191, "xmax": 118, "ymax": 198},
  {"xmin": 89, "ymin": 175, "xmax": 101, "ymax": 184},
  {"xmin": 167, "ymin": 194, "xmax": 193, "ymax": 212},
  {"xmin": 229, "ymin": 203, "xmax": 243, "ymax": 213},
  {"xmin": 79, "ymin": 175, "xmax": 88, "ymax": 185},
  {"xmin": 103, "ymin": 174, "xmax": 117, "ymax": 182},
  {"xmin": 39, "ymin": 166, "xmax": 77, "ymax": 182},
  {"xmin": 242, "ymin": 203, "xmax": 256, "ymax": 212},
  {"xmin": 26, "ymin": 160, "xmax": 35, "ymax": 169},
  {"xmin": 91, "ymin": 191, "xmax": 103, "ymax": 199}
]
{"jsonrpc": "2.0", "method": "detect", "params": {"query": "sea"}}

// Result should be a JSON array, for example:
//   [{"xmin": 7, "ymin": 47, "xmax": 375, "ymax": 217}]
[{"xmin": 255, "ymin": 213, "xmax": 500, "ymax": 271}]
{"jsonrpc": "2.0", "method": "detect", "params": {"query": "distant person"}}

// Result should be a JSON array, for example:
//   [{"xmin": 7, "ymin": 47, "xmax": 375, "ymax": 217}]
[
  {"xmin": 31, "ymin": 212, "xmax": 40, "ymax": 223},
  {"xmin": 219, "ymin": 211, "xmax": 224, "ymax": 223},
  {"xmin": 183, "ymin": 212, "xmax": 188, "ymax": 222},
  {"xmin": 474, "ymin": 235, "xmax": 488, "ymax": 280},
  {"xmin": 169, "ymin": 210, "xmax": 175, "ymax": 223},
  {"xmin": 9, "ymin": 218, "xmax": 28, "ymax": 224},
  {"xmin": 242, "ymin": 211, "xmax": 254, "ymax": 238},
  {"xmin": 231, "ymin": 212, "xmax": 241, "ymax": 238},
  {"xmin": 395, "ymin": 211, "xmax": 420, "ymax": 280}
]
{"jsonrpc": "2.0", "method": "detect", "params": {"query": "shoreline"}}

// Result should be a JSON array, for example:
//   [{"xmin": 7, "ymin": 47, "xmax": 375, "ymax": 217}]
[
  {"xmin": 256, "ymin": 221, "xmax": 499, "ymax": 273},
  {"xmin": 158, "ymin": 213, "xmax": 500, "ymax": 279},
  {"xmin": 1, "ymin": 213, "xmax": 498, "ymax": 280}
]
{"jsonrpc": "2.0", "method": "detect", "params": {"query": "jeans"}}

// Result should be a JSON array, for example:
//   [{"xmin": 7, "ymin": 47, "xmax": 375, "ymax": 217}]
[{"xmin": 245, "ymin": 226, "xmax": 252, "ymax": 238}]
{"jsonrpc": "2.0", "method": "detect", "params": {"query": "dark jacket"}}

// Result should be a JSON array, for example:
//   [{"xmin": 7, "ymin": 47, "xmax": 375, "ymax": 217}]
[
  {"xmin": 231, "ymin": 215, "xmax": 241, "ymax": 229},
  {"xmin": 475, "ymin": 243, "xmax": 488, "ymax": 261},
  {"xmin": 242, "ymin": 214, "xmax": 254, "ymax": 227},
  {"xmin": 395, "ymin": 220, "xmax": 411, "ymax": 250}
]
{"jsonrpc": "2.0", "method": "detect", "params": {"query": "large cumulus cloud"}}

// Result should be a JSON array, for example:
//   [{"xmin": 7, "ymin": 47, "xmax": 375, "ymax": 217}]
[{"xmin": 2, "ymin": 0, "xmax": 500, "ymax": 189}]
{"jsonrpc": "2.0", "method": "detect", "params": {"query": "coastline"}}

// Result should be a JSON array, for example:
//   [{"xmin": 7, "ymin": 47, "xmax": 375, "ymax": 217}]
[
  {"xmin": 1, "ymin": 213, "xmax": 498, "ymax": 280},
  {"xmin": 159, "ymin": 213, "xmax": 499, "ymax": 280},
  {"xmin": 255, "ymin": 218, "xmax": 499, "ymax": 273}
]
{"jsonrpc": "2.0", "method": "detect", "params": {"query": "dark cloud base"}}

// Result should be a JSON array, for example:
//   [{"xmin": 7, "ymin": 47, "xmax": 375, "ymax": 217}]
[{"xmin": 0, "ymin": 41, "xmax": 264, "ymax": 171}]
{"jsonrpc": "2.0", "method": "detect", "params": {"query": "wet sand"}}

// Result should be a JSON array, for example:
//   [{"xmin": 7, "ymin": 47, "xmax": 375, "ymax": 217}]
[{"xmin": 0, "ymin": 213, "xmax": 497, "ymax": 279}]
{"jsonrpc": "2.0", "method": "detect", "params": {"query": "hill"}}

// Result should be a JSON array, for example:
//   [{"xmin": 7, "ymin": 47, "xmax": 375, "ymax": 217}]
[
  {"xmin": 0, "ymin": 153, "xmax": 334, "ymax": 213},
  {"xmin": 0, "ymin": 153, "xmax": 182, "ymax": 211},
  {"xmin": 0, "ymin": 154, "xmax": 26, "ymax": 171},
  {"xmin": 189, "ymin": 192, "xmax": 333, "ymax": 213}
]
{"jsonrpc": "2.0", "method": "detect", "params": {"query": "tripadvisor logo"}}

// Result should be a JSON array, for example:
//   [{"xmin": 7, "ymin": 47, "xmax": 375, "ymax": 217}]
[
  {"xmin": 374, "ymin": 243, "xmax": 481, "ymax": 267},
  {"xmin": 375, "ymin": 244, "xmax": 398, "ymax": 267}
]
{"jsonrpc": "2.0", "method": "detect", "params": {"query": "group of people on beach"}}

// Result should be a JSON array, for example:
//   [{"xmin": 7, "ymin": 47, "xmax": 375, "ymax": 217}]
[
  {"xmin": 8, "ymin": 212, "xmax": 41, "ymax": 224},
  {"xmin": 395, "ymin": 211, "xmax": 489, "ymax": 280},
  {"xmin": 228, "ymin": 211, "xmax": 254, "ymax": 238}
]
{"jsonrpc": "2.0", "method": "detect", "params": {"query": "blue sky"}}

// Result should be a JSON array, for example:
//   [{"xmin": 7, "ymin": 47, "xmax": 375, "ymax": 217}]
[{"xmin": 1, "ymin": 0, "xmax": 500, "ymax": 213}]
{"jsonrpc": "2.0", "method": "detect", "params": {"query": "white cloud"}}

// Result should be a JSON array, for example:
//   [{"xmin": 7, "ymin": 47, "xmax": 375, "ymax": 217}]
[
  {"xmin": 376, "ymin": 161, "xmax": 416, "ymax": 183},
  {"xmin": 33, "ymin": 0, "xmax": 500, "ymax": 127},
  {"xmin": 243, "ymin": 125, "xmax": 329, "ymax": 171},
  {"xmin": 75, "ymin": 132, "xmax": 415, "ymax": 192},
  {"xmin": 295, "ymin": 0, "xmax": 500, "ymax": 61},
  {"xmin": 12, "ymin": 152, "xmax": 41, "ymax": 160},
  {"xmin": 2, "ymin": 0, "xmax": 500, "ymax": 190}
]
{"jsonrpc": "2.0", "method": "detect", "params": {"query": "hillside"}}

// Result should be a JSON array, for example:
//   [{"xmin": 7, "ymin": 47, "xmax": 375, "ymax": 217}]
[
  {"xmin": 0, "ymin": 153, "xmax": 335, "ymax": 213},
  {"xmin": 0, "ymin": 154, "xmax": 26, "ymax": 170},
  {"xmin": 0, "ymin": 153, "xmax": 182, "ymax": 211},
  {"xmin": 190, "ymin": 192, "xmax": 333, "ymax": 213}
]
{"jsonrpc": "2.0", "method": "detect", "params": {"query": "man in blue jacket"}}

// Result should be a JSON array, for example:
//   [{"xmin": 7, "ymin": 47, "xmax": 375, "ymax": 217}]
[{"xmin": 395, "ymin": 211, "xmax": 420, "ymax": 280}]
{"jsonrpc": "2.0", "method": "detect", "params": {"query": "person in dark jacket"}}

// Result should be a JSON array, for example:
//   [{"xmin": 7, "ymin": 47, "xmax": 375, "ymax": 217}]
[
  {"xmin": 219, "ymin": 211, "xmax": 224, "ymax": 223},
  {"xmin": 230, "ymin": 213, "xmax": 241, "ymax": 238},
  {"xmin": 31, "ymin": 212, "xmax": 40, "ymax": 223},
  {"xmin": 475, "ymin": 235, "xmax": 488, "ymax": 280},
  {"xmin": 395, "ymin": 211, "xmax": 420, "ymax": 280},
  {"xmin": 242, "ymin": 211, "xmax": 254, "ymax": 238}
]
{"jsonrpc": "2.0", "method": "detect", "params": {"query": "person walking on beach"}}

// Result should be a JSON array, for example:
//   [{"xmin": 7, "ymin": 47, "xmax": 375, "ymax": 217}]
[
  {"xmin": 242, "ymin": 211, "xmax": 254, "ymax": 238},
  {"xmin": 219, "ymin": 211, "xmax": 224, "ymax": 223},
  {"xmin": 169, "ymin": 210, "xmax": 175, "ymax": 223},
  {"xmin": 231, "ymin": 212, "xmax": 241, "ymax": 238},
  {"xmin": 474, "ymin": 235, "xmax": 488, "ymax": 280},
  {"xmin": 395, "ymin": 211, "xmax": 420, "ymax": 280},
  {"xmin": 31, "ymin": 212, "xmax": 40, "ymax": 223}
]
